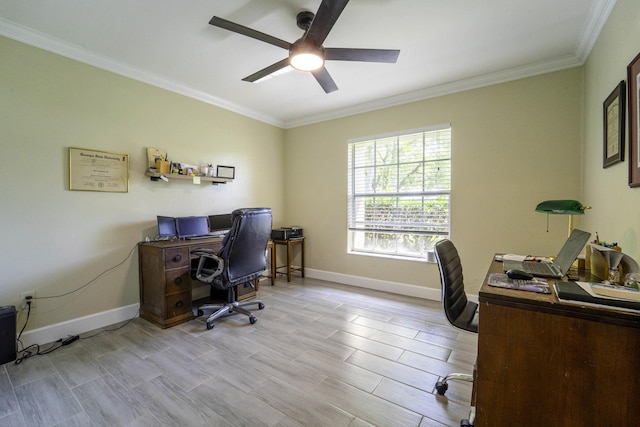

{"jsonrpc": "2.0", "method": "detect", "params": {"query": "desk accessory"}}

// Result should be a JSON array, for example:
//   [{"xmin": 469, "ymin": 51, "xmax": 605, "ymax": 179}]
[
  {"xmin": 588, "ymin": 244, "xmax": 639, "ymax": 282},
  {"xmin": 590, "ymin": 282, "xmax": 640, "ymax": 302},
  {"xmin": 535, "ymin": 199, "xmax": 590, "ymax": 235},
  {"xmin": 554, "ymin": 281, "xmax": 640, "ymax": 311},
  {"xmin": 488, "ymin": 273, "xmax": 551, "ymax": 294}
]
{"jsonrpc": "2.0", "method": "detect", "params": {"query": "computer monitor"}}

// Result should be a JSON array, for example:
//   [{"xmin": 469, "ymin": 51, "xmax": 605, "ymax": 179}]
[
  {"xmin": 208, "ymin": 213, "xmax": 233, "ymax": 232},
  {"xmin": 157, "ymin": 216, "xmax": 177, "ymax": 238},
  {"xmin": 175, "ymin": 216, "xmax": 210, "ymax": 238}
]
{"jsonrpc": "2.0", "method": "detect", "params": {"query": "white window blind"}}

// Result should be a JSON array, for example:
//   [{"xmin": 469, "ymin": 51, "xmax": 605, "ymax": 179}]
[{"xmin": 347, "ymin": 125, "xmax": 451, "ymax": 259}]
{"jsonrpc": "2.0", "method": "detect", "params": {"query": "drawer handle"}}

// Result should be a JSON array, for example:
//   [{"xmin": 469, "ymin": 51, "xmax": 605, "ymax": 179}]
[
  {"xmin": 172, "ymin": 254, "xmax": 182, "ymax": 262},
  {"xmin": 175, "ymin": 300, "xmax": 184, "ymax": 308},
  {"xmin": 174, "ymin": 277, "xmax": 183, "ymax": 285}
]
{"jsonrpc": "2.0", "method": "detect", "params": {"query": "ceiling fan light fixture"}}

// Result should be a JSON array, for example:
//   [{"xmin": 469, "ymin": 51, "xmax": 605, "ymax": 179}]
[{"xmin": 289, "ymin": 41, "xmax": 324, "ymax": 71}]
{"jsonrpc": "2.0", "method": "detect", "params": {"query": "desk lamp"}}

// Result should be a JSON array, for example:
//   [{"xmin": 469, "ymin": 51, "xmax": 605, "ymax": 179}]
[{"xmin": 535, "ymin": 200, "xmax": 590, "ymax": 236}]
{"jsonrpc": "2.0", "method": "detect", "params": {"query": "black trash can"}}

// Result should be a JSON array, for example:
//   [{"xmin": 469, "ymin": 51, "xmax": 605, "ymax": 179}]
[{"xmin": 0, "ymin": 306, "xmax": 16, "ymax": 365}]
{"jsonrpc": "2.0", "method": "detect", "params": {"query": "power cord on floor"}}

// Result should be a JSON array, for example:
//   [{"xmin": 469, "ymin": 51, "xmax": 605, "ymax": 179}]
[
  {"xmin": 14, "ymin": 242, "xmax": 140, "ymax": 365},
  {"xmin": 14, "ymin": 305, "xmax": 139, "ymax": 365},
  {"xmin": 14, "ymin": 299, "xmax": 67, "ymax": 364}
]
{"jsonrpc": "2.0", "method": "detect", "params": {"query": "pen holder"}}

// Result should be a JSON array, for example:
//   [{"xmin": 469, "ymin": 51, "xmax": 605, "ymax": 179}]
[
  {"xmin": 156, "ymin": 159, "xmax": 170, "ymax": 174},
  {"xmin": 589, "ymin": 245, "xmax": 622, "ymax": 282}
]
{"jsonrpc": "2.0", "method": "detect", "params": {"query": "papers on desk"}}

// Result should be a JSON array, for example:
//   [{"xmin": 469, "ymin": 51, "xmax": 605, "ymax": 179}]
[
  {"xmin": 496, "ymin": 254, "xmax": 553, "ymax": 263},
  {"xmin": 589, "ymin": 282, "xmax": 640, "ymax": 302},
  {"xmin": 554, "ymin": 281, "xmax": 640, "ymax": 312},
  {"xmin": 488, "ymin": 273, "xmax": 551, "ymax": 294}
]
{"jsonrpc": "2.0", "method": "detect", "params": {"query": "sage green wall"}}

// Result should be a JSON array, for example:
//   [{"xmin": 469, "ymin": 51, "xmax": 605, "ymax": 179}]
[
  {"xmin": 583, "ymin": 0, "xmax": 640, "ymax": 262},
  {"xmin": 284, "ymin": 69, "xmax": 584, "ymax": 294},
  {"xmin": 0, "ymin": 36, "xmax": 285, "ymax": 330}
]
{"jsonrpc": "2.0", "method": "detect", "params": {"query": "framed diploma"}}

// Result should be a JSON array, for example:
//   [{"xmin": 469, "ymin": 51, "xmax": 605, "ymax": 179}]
[
  {"xmin": 603, "ymin": 81, "xmax": 625, "ymax": 168},
  {"xmin": 628, "ymin": 52, "xmax": 640, "ymax": 186},
  {"xmin": 69, "ymin": 147, "xmax": 129, "ymax": 192}
]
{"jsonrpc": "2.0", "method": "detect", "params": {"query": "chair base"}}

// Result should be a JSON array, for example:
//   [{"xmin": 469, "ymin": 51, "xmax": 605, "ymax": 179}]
[
  {"xmin": 197, "ymin": 299, "xmax": 265, "ymax": 330},
  {"xmin": 435, "ymin": 372, "xmax": 473, "ymax": 395},
  {"xmin": 460, "ymin": 406, "xmax": 475, "ymax": 426},
  {"xmin": 435, "ymin": 373, "xmax": 475, "ymax": 426}
]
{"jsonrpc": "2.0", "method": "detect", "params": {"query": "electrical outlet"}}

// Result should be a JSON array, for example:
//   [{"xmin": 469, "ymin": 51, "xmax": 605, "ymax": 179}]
[{"xmin": 20, "ymin": 291, "xmax": 36, "ymax": 309}]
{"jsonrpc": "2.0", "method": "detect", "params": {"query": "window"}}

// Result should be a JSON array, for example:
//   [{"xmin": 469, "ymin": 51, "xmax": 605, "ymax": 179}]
[{"xmin": 347, "ymin": 125, "xmax": 451, "ymax": 260}]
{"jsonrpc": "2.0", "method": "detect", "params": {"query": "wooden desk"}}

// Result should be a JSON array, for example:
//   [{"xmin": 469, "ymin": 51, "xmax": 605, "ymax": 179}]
[
  {"xmin": 475, "ymin": 258, "xmax": 640, "ymax": 426},
  {"xmin": 138, "ymin": 237, "xmax": 257, "ymax": 328},
  {"xmin": 272, "ymin": 237, "xmax": 305, "ymax": 282}
]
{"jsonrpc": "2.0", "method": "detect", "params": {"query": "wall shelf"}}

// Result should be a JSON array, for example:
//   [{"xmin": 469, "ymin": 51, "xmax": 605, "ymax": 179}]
[{"xmin": 145, "ymin": 172, "xmax": 232, "ymax": 185}]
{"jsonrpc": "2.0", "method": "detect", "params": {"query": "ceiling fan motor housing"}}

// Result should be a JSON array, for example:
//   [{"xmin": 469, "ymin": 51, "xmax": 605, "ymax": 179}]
[{"xmin": 296, "ymin": 11, "xmax": 315, "ymax": 31}]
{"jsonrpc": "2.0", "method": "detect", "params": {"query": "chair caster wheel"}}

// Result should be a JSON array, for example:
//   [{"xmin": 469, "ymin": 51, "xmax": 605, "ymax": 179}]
[
  {"xmin": 197, "ymin": 309, "xmax": 204, "ymax": 317},
  {"xmin": 435, "ymin": 381, "xmax": 448, "ymax": 395},
  {"xmin": 249, "ymin": 316, "xmax": 257, "ymax": 324},
  {"xmin": 258, "ymin": 303, "xmax": 265, "ymax": 310},
  {"xmin": 206, "ymin": 321, "xmax": 214, "ymax": 330},
  {"xmin": 460, "ymin": 420, "xmax": 472, "ymax": 427}
]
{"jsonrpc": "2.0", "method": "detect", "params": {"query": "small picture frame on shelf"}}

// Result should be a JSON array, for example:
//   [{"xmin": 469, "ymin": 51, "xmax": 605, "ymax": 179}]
[
  {"xmin": 217, "ymin": 165, "xmax": 235, "ymax": 179},
  {"xmin": 603, "ymin": 80, "xmax": 625, "ymax": 168}
]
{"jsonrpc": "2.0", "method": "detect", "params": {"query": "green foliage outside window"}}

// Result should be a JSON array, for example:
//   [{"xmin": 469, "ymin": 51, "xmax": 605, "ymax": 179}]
[{"xmin": 348, "ymin": 126, "xmax": 451, "ymax": 259}]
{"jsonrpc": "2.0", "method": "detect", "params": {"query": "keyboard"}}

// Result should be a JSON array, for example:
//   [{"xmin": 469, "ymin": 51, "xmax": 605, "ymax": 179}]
[{"xmin": 521, "ymin": 262, "xmax": 558, "ymax": 276}]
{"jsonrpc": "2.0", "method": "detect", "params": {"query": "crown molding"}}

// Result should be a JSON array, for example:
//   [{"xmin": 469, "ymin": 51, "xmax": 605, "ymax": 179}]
[
  {"xmin": 1, "ymin": 0, "xmax": 617, "ymax": 130},
  {"xmin": 283, "ymin": 54, "xmax": 582, "ymax": 128},
  {"xmin": 574, "ymin": 0, "xmax": 617, "ymax": 63},
  {"xmin": 0, "ymin": 18, "xmax": 286, "ymax": 128},
  {"xmin": 283, "ymin": 0, "xmax": 618, "ymax": 128}
]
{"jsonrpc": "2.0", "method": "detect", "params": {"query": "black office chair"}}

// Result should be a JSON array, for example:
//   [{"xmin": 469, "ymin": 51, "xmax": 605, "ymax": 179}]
[
  {"xmin": 191, "ymin": 207, "xmax": 272, "ymax": 330},
  {"xmin": 433, "ymin": 239, "xmax": 478, "ymax": 426}
]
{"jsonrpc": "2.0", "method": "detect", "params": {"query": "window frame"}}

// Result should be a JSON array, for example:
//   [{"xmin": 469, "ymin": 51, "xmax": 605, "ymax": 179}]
[{"xmin": 347, "ymin": 124, "xmax": 452, "ymax": 261}]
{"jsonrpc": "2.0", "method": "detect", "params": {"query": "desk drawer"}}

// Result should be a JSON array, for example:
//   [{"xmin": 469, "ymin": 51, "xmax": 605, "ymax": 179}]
[
  {"xmin": 165, "ymin": 268, "xmax": 190, "ymax": 294},
  {"xmin": 189, "ymin": 243, "xmax": 222, "ymax": 255},
  {"xmin": 164, "ymin": 248, "xmax": 189, "ymax": 269},
  {"xmin": 237, "ymin": 282, "xmax": 256, "ymax": 301},
  {"xmin": 165, "ymin": 292, "xmax": 191, "ymax": 319}
]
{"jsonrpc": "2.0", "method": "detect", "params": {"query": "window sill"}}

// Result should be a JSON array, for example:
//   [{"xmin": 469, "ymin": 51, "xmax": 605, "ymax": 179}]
[{"xmin": 347, "ymin": 250, "xmax": 436, "ymax": 263}]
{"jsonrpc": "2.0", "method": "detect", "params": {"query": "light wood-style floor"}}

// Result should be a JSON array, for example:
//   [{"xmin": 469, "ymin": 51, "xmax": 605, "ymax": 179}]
[{"xmin": 0, "ymin": 277, "xmax": 477, "ymax": 427}]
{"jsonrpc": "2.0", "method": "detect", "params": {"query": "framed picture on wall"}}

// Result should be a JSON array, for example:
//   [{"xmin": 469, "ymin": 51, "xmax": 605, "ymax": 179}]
[
  {"xmin": 603, "ymin": 81, "xmax": 625, "ymax": 168},
  {"xmin": 69, "ymin": 147, "xmax": 129, "ymax": 192},
  {"xmin": 627, "ymin": 52, "xmax": 640, "ymax": 186}
]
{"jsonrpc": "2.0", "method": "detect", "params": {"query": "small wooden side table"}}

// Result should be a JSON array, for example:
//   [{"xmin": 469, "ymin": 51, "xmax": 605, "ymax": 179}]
[
  {"xmin": 254, "ymin": 240, "xmax": 275, "ymax": 287},
  {"xmin": 272, "ymin": 237, "xmax": 305, "ymax": 282}
]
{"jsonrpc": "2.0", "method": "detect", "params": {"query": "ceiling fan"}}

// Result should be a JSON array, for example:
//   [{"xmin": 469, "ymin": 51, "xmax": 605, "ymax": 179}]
[{"xmin": 209, "ymin": 0, "xmax": 400, "ymax": 93}]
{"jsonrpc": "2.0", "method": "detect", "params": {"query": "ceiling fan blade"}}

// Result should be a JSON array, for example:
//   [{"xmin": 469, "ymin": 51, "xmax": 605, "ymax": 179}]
[
  {"xmin": 242, "ymin": 58, "xmax": 291, "ymax": 82},
  {"xmin": 311, "ymin": 67, "xmax": 338, "ymax": 93},
  {"xmin": 209, "ymin": 16, "xmax": 291, "ymax": 50},
  {"xmin": 305, "ymin": 0, "xmax": 350, "ymax": 46},
  {"xmin": 325, "ymin": 48, "xmax": 400, "ymax": 63}
]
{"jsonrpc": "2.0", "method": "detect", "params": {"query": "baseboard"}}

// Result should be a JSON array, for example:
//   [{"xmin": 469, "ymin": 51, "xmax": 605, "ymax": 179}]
[
  {"xmin": 20, "ymin": 303, "xmax": 140, "ymax": 348},
  {"xmin": 19, "ymin": 271, "xmax": 479, "ymax": 348},
  {"xmin": 304, "ymin": 268, "xmax": 442, "ymax": 301}
]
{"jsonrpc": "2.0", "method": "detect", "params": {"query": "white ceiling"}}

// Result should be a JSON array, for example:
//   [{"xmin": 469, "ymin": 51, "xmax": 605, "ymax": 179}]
[{"xmin": 0, "ymin": 0, "xmax": 616, "ymax": 128}]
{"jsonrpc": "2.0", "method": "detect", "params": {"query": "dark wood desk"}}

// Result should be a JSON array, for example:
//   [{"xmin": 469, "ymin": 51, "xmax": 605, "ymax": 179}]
[
  {"xmin": 475, "ymin": 258, "xmax": 640, "ymax": 426},
  {"xmin": 138, "ymin": 237, "xmax": 258, "ymax": 328}
]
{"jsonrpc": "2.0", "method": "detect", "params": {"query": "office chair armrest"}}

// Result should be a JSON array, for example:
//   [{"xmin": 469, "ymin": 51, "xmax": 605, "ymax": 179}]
[{"xmin": 191, "ymin": 249, "xmax": 224, "ymax": 283}]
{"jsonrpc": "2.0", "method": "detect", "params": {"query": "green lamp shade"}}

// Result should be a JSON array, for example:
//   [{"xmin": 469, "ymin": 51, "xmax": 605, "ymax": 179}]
[{"xmin": 535, "ymin": 200, "xmax": 585, "ymax": 215}]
